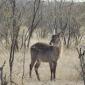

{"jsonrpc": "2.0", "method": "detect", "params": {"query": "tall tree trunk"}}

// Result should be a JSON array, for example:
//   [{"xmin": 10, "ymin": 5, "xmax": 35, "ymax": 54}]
[{"xmin": 9, "ymin": 0, "xmax": 16, "ymax": 85}]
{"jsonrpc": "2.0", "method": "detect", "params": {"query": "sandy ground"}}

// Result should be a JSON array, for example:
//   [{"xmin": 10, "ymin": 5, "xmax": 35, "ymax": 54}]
[{"xmin": 0, "ymin": 38, "xmax": 84, "ymax": 85}]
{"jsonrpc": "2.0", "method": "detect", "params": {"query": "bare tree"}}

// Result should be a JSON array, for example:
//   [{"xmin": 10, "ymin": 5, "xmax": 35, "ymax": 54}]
[
  {"xmin": 0, "ymin": 61, "xmax": 6, "ymax": 85},
  {"xmin": 9, "ymin": 0, "xmax": 17, "ymax": 85},
  {"xmin": 76, "ymin": 47, "xmax": 85, "ymax": 85},
  {"xmin": 24, "ymin": 0, "xmax": 41, "ymax": 47},
  {"xmin": 21, "ymin": 0, "xmax": 42, "ymax": 84}
]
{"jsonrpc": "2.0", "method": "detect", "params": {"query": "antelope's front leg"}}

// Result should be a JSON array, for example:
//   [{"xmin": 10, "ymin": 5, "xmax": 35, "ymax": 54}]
[
  {"xmin": 53, "ymin": 62, "xmax": 57, "ymax": 80},
  {"xmin": 49, "ymin": 61, "xmax": 57, "ymax": 81},
  {"xmin": 49, "ymin": 62, "xmax": 53, "ymax": 80}
]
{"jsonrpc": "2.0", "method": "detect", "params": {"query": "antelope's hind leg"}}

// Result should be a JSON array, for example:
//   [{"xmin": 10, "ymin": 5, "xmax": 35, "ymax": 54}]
[
  {"xmin": 29, "ymin": 59, "xmax": 36, "ymax": 78},
  {"xmin": 35, "ymin": 60, "xmax": 40, "ymax": 81}
]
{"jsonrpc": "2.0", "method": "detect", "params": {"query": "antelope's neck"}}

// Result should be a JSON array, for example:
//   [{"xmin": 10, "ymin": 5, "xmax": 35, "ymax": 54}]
[
  {"xmin": 60, "ymin": 39, "xmax": 63, "ymax": 57},
  {"xmin": 55, "ymin": 40, "xmax": 63, "ymax": 57}
]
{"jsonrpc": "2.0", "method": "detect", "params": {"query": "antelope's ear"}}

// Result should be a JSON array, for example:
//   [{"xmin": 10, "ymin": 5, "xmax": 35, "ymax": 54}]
[
  {"xmin": 49, "ymin": 41, "xmax": 52, "ymax": 45},
  {"xmin": 49, "ymin": 35, "xmax": 55, "ymax": 45},
  {"xmin": 49, "ymin": 34, "xmax": 57, "ymax": 45}
]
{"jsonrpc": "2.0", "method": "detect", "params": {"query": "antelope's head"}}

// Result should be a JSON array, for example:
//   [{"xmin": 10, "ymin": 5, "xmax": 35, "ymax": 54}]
[{"xmin": 50, "ymin": 32, "xmax": 64, "ymax": 46}]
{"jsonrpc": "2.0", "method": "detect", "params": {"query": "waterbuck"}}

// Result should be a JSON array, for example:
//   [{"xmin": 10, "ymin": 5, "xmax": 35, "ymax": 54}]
[{"xmin": 29, "ymin": 32, "xmax": 63, "ymax": 81}]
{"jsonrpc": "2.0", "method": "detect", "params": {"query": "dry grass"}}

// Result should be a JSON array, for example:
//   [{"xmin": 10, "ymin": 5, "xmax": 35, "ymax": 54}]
[{"xmin": 0, "ymin": 38, "xmax": 84, "ymax": 85}]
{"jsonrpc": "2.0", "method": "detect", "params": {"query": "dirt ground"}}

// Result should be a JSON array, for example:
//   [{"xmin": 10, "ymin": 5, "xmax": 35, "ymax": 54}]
[{"xmin": 0, "ymin": 38, "xmax": 84, "ymax": 85}]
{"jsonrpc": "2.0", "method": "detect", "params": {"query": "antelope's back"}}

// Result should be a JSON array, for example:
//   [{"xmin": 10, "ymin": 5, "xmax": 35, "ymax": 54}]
[{"xmin": 30, "ymin": 42, "xmax": 54, "ymax": 62}]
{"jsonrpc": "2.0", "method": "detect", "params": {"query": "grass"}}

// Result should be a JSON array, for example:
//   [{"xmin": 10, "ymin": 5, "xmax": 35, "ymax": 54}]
[{"xmin": 0, "ymin": 38, "xmax": 84, "ymax": 85}]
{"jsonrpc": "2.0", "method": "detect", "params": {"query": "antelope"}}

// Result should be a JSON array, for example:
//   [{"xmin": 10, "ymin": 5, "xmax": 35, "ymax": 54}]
[{"xmin": 29, "ymin": 32, "xmax": 63, "ymax": 81}]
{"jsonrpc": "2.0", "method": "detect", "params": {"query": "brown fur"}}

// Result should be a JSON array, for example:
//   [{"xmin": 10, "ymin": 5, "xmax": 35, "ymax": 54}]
[{"xmin": 29, "ymin": 34, "xmax": 62, "ymax": 81}]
